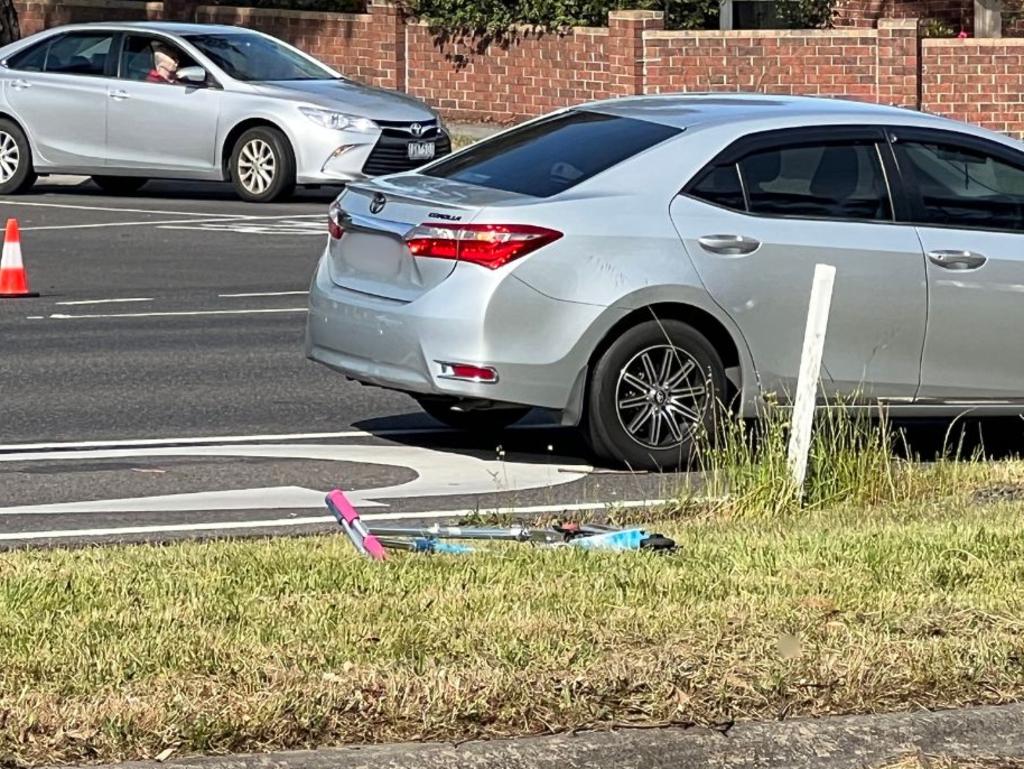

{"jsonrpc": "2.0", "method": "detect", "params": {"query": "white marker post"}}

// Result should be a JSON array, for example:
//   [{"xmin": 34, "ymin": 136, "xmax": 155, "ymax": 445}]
[{"xmin": 787, "ymin": 263, "xmax": 837, "ymax": 497}]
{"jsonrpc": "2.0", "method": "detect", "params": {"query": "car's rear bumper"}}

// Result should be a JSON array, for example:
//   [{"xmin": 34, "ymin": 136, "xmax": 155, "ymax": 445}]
[{"xmin": 305, "ymin": 252, "xmax": 614, "ymax": 411}]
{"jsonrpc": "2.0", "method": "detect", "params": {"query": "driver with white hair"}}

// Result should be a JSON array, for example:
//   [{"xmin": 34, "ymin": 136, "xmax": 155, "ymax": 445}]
[{"xmin": 146, "ymin": 45, "xmax": 180, "ymax": 84}]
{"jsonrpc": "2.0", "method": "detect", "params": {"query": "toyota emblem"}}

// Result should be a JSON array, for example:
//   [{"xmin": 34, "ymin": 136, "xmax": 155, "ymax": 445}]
[
  {"xmin": 410, "ymin": 122, "xmax": 424, "ymax": 138},
  {"xmin": 369, "ymin": 193, "xmax": 387, "ymax": 215}
]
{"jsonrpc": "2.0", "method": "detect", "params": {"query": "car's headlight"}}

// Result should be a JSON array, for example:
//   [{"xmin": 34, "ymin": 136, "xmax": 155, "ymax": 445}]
[{"xmin": 300, "ymin": 107, "xmax": 378, "ymax": 133}]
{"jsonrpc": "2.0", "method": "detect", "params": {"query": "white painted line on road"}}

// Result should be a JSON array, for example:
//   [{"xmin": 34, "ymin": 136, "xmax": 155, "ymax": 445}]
[
  {"xmin": 48, "ymin": 307, "xmax": 308, "ymax": 320},
  {"xmin": 26, "ymin": 316, "xmax": 44, "ymax": 320},
  {"xmin": 0, "ymin": 425, "xmax": 556, "ymax": 453},
  {"xmin": 56, "ymin": 297, "xmax": 154, "ymax": 306},
  {"xmin": 23, "ymin": 216, "xmax": 253, "ymax": 232},
  {"xmin": 219, "ymin": 291, "xmax": 309, "ymax": 298},
  {"xmin": 0, "ymin": 200, "xmax": 244, "ymax": 218},
  {"xmin": 0, "ymin": 499, "xmax": 668, "ymax": 543}
]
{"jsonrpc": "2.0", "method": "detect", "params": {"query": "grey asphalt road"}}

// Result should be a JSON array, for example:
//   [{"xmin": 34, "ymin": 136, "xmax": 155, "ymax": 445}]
[{"xmin": 0, "ymin": 179, "xmax": 676, "ymax": 548}]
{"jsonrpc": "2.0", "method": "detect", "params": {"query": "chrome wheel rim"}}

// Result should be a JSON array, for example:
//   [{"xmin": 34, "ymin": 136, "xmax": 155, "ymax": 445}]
[
  {"xmin": 0, "ymin": 132, "xmax": 20, "ymax": 184},
  {"xmin": 238, "ymin": 139, "xmax": 276, "ymax": 195},
  {"xmin": 615, "ymin": 344, "xmax": 710, "ymax": 451}
]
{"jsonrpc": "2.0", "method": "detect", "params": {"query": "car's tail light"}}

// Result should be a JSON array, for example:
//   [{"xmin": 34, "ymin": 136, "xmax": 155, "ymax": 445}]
[
  {"xmin": 405, "ymin": 224, "xmax": 562, "ymax": 269},
  {"xmin": 328, "ymin": 200, "xmax": 344, "ymax": 240},
  {"xmin": 437, "ymin": 361, "xmax": 499, "ymax": 383}
]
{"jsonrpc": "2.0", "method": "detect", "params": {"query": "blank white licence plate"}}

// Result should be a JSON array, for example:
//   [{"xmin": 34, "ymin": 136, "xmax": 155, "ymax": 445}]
[{"xmin": 408, "ymin": 141, "xmax": 436, "ymax": 161}]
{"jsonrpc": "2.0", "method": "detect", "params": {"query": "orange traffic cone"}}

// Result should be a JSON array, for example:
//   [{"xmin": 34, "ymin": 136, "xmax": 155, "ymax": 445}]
[{"xmin": 0, "ymin": 218, "xmax": 38, "ymax": 298}]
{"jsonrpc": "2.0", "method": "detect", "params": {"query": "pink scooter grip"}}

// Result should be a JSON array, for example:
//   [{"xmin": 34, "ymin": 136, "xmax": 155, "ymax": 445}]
[{"xmin": 326, "ymin": 490, "xmax": 388, "ymax": 561}]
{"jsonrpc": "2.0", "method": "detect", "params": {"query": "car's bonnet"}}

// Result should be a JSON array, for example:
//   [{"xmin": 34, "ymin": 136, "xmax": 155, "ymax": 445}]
[{"xmin": 245, "ymin": 79, "xmax": 437, "ymax": 122}]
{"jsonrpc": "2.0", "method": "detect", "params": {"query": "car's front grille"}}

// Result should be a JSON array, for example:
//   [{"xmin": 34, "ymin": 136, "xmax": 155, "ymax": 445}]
[{"xmin": 363, "ymin": 122, "xmax": 452, "ymax": 176}]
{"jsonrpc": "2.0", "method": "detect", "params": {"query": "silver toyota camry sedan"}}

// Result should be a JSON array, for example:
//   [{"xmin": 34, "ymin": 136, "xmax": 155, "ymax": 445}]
[
  {"xmin": 306, "ymin": 94, "xmax": 1024, "ymax": 470},
  {"xmin": 0, "ymin": 22, "xmax": 449, "ymax": 201}
]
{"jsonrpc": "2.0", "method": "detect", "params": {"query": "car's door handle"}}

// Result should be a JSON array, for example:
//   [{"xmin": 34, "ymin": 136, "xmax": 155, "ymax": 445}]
[
  {"xmin": 927, "ymin": 250, "xmax": 987, "ymax": 270},
  {"xmin": 109, "ymin": 89, "xmax": 130, "ymax": 101},
  {"xmin": 697, "ymin": 234, "xmax": 761, "ymax": 255},
  {"xmin": 10, "ymin": 79, "xmax": 30, "ymax": 90}
]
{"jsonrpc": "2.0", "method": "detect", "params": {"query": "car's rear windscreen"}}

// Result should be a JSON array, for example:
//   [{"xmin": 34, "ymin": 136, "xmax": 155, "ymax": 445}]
[{"xmin": 424, "ymin": 110, "xmax": 681, "ymax": 198}]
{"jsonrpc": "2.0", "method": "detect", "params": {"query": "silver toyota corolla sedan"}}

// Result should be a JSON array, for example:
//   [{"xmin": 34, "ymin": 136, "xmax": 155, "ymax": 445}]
[
  {"xmin": 306, "ymin": 93, "xmax": 1024, "ymax": 470},
  {"xmin": 0, "ymin": 22, "xmax": 449, "ymax": 201}
]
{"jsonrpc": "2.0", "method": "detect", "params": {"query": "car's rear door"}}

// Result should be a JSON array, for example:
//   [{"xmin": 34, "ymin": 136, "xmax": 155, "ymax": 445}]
[
  {"xmin": 104, "ymin": 34, "xmax": 222, "ymax": 175},
  {"xmin": 891, "ymin": 127, "xmax": 1024, "ymax": 402},
  {"xmin": 3, "ymin": 31, "xmax": 114, "ymax": 169},
  {"xmin": 670, "ymin": 126, "xmax": 928, "ymax": 402}
]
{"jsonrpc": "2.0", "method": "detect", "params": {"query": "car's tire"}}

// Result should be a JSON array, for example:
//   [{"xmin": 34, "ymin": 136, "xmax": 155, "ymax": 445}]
[
  {"xmin": 0, "ymin": 118, "xmax": 37, "ymax": 195},
  {"xmin": 230, "ymin": 126, "xmax": 296, "ymax": 203},
  {"xmin": 417, "ymin": 397, "xmax": 531, "ymax": 433},
  {"xmin": 92, "ymin": 176, "xmax": 148, "ymax": 195},
  {"xmin": 584, "ymin": 319, "xmax": 726, "ymax": 472}
]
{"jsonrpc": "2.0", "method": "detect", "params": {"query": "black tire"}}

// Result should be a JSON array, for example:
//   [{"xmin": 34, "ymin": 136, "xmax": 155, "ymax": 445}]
[
  {"xmin": 230, "ymin": 126, "xmax": 296, "ymax": 203},
  {"xmin": 584, "ymin": 319, "xmax": 726, "ymax": 472},
  {"xmin": 91, "ymin": 176, "xmax": 148, "ymax": 195},
  {"xmin": 0, "ymin": 118, "xmax": 37, "ymax": 195},
  {"xmin": 417, "ymin": 397, "xmax": 530, "ymax": 432}
]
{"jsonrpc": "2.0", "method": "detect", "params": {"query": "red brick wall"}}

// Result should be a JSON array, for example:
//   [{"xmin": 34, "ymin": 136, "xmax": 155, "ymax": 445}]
[
  {"xmin": 921, "ymin": 38, "xmax": 1024, "ymax": 135},
  {"xmin": 16, "ymin": 0, "xmax": 163, "ymax": 37},
  {"xmin": 837, "ymin": 0, "xmax": 970, "ymax": 31},
  {"xmin": 405, "ymin": 23, "xmax": 611, "ymax": 122},
  {"xmin": 644, "ymin": 29, "xmax": 880, "ymax": 100}
]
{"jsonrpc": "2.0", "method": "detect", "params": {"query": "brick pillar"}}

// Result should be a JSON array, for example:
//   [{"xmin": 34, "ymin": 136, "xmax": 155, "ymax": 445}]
[
  {"xmin": 877, "ymin": 18, "xmax": 920, "ymax": 109},
  {"xmin": 164, "ymin": 0, "xmax": 198, "ymax": 22},
  {"xmin": 369, "ymin": 0, "xmax": 406, "ymax": 92},
  {"xmin": 607, "ymin": 10, "xmax": 664, "ymax": 97}
]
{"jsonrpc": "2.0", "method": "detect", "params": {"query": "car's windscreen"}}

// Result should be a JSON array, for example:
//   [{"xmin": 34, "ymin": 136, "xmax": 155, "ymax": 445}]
[
  {"xmin": 423, "ymin": 111, "xmax": 681, "ymax": 197},
  {"xmin": 184, "ymin": 33, "xmax": 334, "ymax": 81}
]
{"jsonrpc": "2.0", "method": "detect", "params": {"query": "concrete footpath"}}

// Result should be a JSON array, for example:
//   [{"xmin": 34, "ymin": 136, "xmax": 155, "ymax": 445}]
[{"xmin": 69, "ymin": 704, "xmax": 1024, "ymax": 769}]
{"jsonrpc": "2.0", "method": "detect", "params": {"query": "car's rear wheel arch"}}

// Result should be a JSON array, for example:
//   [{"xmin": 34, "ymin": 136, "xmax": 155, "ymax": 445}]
[
  {"xmin": 221, "ymin": 118, "xmax": 293, "ymax": 179},
  {"xmin": 586, "ymin": 303, "xmax": 742, "ymax": 409}
]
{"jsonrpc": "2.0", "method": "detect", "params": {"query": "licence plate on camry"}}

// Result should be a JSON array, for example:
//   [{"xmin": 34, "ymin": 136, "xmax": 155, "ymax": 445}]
[{"xmin": 408, "ymin": 141, "xmax": 436, "ymax": 161}]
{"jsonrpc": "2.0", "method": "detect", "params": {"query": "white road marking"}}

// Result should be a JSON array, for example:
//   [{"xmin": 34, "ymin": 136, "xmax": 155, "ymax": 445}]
[
  {"xmin": 0, "ymin": 500, "xmax": 667, "ymax": 543},
  {"xmin": 22, "ymin": 216, "xmax": 252, "ymax": 232},
  {"xmin": 0, "ymin": 444, "xmax": 591, "ymax": 515},
  {"xmin": 56, "ymin": 297, "xmax": 154, "ymax": 306},
  {"xmin": 48, "ymin": 308, "xmax": 308, "ymax": 320},
  {"xmin": 219, "ymin": 291, "xmax": 309, "ymax": 298},
  {"xmin": 26, "ymin": 316, "xmax": 44, "ymax": 320},
  {"xmin": 160, "ymin": 220, "xmax": 325, "ymax": 237},
  {"xmin": 0, "ymin": 200, "xmax": 243, "ymax": 218},
  {"xmin": 0, "ymin": 427, "xmax": 552, "ymax": 453}
]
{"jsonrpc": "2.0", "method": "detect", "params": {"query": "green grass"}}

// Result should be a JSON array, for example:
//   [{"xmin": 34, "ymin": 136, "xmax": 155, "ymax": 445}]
[{"xmin": 2, "ymin": 472, "xmax": 1024, "ymax": 765}]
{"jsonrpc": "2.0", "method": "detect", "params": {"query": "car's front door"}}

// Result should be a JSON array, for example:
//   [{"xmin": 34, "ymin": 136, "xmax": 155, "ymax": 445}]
[
  {"xmin": 104, "ymin": 34, "xmax": 222, "ymax": 175},
  {"xmin": 3, "ymin": 31, "xmax": 115, "ymax": 169},
  {"xmin": 891, "ymin": 128, "xmax": 1024, "ymax": 403},
  {"xmin": 670, "ymin": 127, "xmax": 928, "ymax": 403}
]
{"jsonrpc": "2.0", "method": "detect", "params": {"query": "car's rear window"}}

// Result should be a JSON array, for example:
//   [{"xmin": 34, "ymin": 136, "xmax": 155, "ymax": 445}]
[{"xmin": 424, "ymin": 110, "xmax": 680, "ymax": 198}]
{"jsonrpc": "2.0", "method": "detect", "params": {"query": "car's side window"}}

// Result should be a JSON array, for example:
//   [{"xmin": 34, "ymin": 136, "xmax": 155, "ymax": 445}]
[
  {"xmin": 6, "ymin": 40, "xmax": 50, "ymax": 72},
  {"xmin": 42, "ymin": 33, "xmax": 114, "ymax": 77},
  {"xmin": 120, "ymin": 35, "xmax": 198, "ymax": 85},
  {"xmin": 894, "ymin": 139, "xmax": 1024, "ymax": 232},
  {"xmin": 737, "ymin": 141, "xmax": 893, "ymax": 222},
  {"xmin": 689, "ymin": 163, "xmax": 746, "ymax": 211}
]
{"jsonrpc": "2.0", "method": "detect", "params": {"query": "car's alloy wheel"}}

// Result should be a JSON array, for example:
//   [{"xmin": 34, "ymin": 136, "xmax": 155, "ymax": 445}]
[
  {"xmin": 0, "ymin": 119, "xmax": 37, "ymax": 195},
  {"xmin": 585, "ymin": 319, "xmax": 725, "ymax": 472},
  {"xmin": 614, "ymin": 344, "xmax": 710, "ymax": 451},
  {"xmin": 238, "ymin": 139, "xmax": 276, "ymax": 196},
  {"xmin": 230, "ymin": 127, "xmax": 295, "ymax": 203},
  {"xmin": 0, "ymin": 131, "xmax": 20, "ymax": 185}
]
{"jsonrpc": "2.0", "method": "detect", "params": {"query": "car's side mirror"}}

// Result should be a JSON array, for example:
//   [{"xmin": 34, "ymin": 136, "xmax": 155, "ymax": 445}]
[{"xmin": 177, "ymin": 66, "xmax": 207, "ymax": 85}]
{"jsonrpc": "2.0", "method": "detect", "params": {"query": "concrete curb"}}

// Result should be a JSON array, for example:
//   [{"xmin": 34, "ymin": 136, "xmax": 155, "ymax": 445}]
[{"xmin": 69, "ymin": 704, "xmax": 1024, "ymax": 769}]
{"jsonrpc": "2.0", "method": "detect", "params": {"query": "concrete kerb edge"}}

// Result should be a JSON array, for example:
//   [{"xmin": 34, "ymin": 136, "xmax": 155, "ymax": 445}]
[{"xmin": 58, "ymin": 703, "xmax": 1024, "ymax": 769}]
